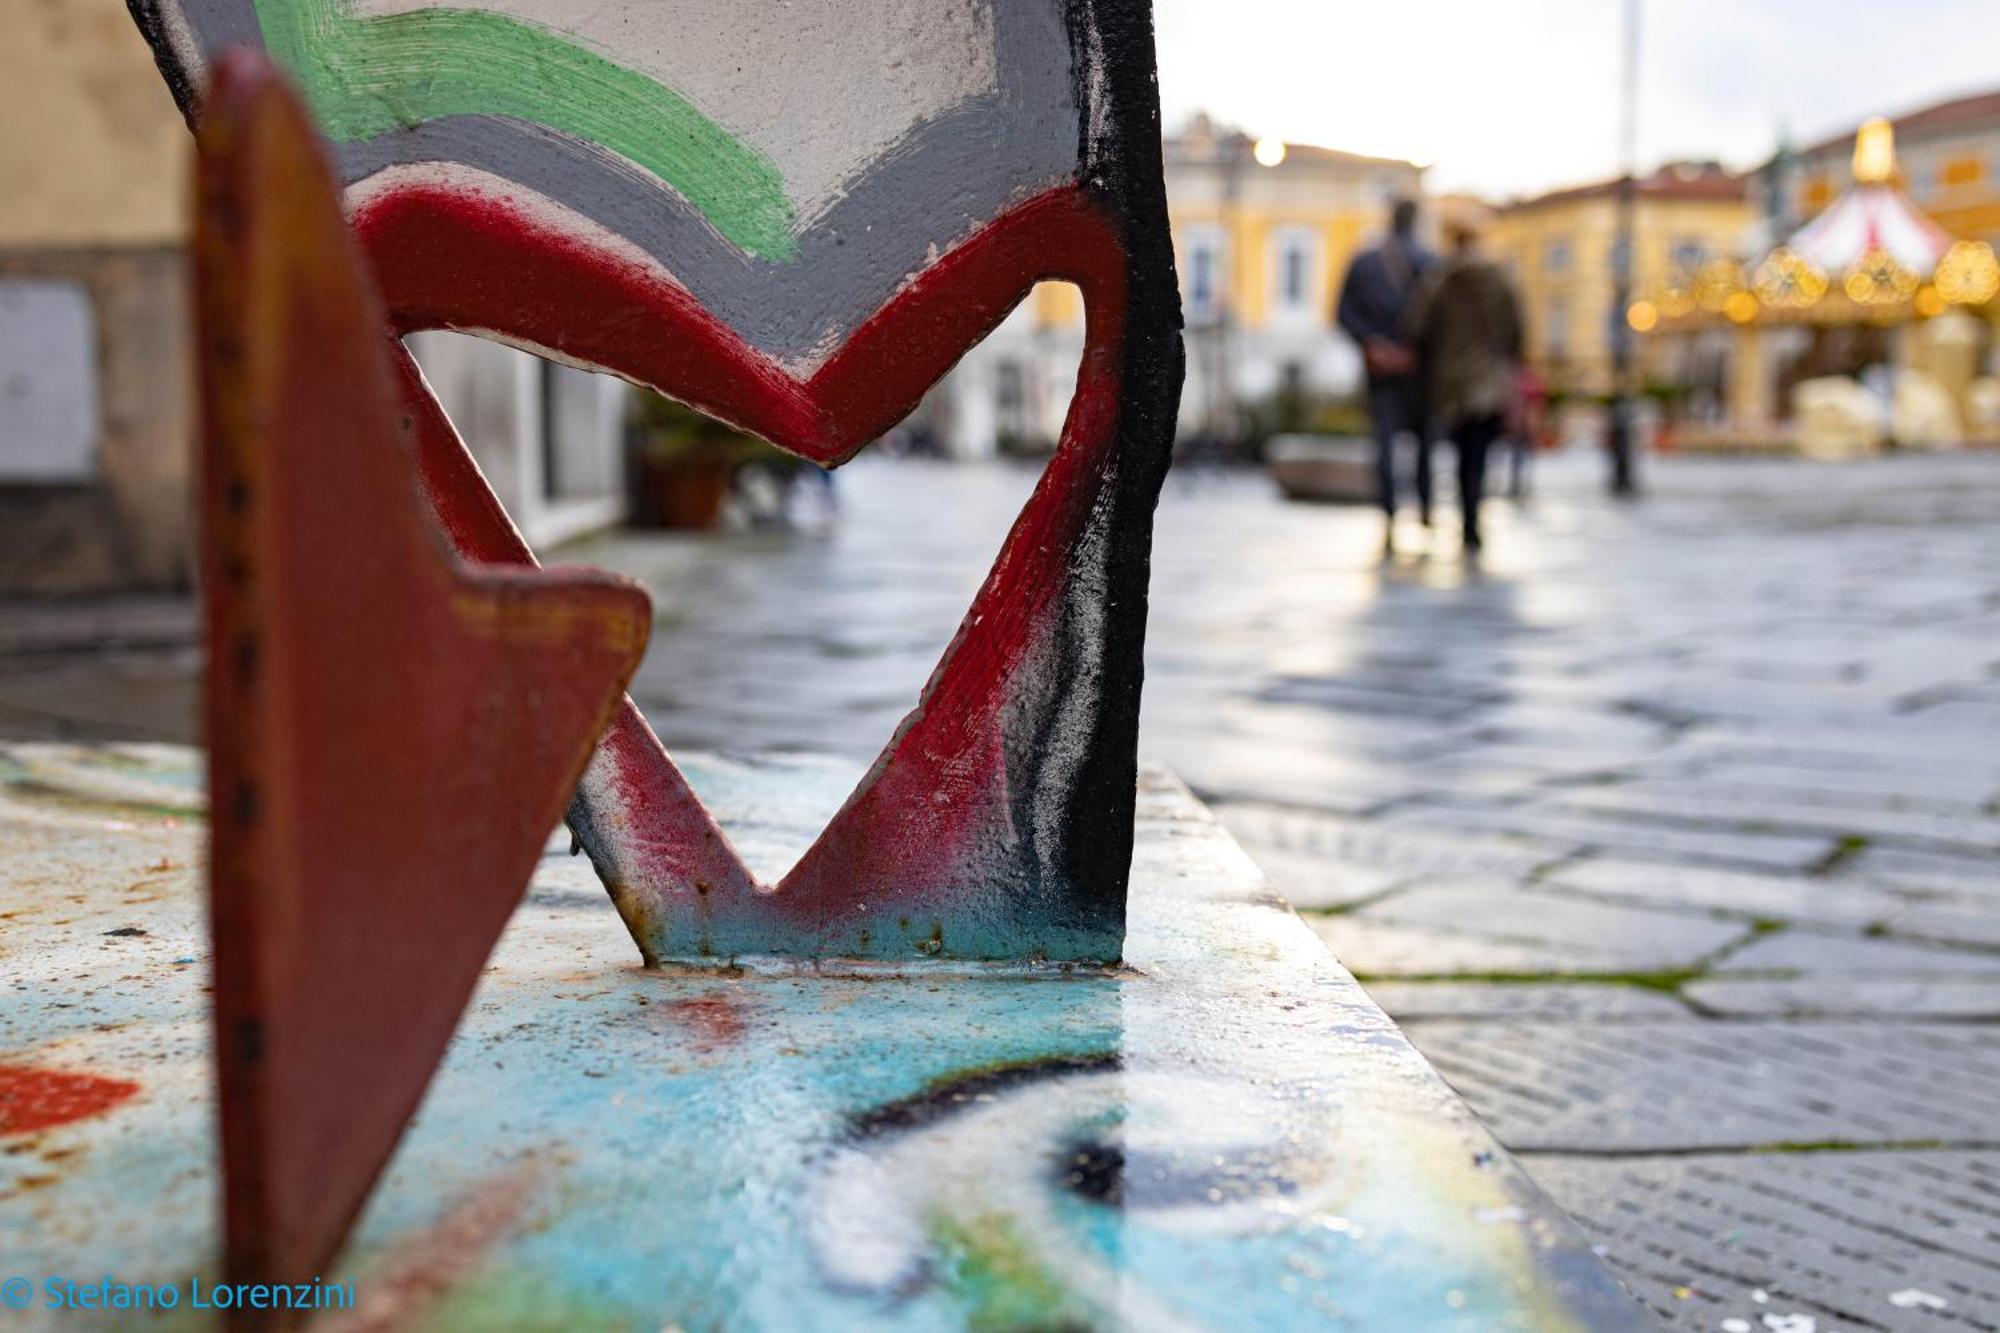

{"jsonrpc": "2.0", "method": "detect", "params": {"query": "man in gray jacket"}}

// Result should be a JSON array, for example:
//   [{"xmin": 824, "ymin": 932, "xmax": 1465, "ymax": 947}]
[{"xmin": 1336, "ymin": 198, "xmax": 1432, "ymax": 551}]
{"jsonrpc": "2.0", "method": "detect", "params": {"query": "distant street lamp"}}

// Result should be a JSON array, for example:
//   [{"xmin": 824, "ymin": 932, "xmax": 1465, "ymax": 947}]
[{"xmin": 1606, "ymin": 0, "xmax": 1642, "ymax": 496}]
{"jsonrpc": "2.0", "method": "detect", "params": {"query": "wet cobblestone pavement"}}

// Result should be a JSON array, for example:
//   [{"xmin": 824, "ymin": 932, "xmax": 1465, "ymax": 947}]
[{"xmin": 5, "ymin": 447, "xmax": 2000, "ymax": 1329}]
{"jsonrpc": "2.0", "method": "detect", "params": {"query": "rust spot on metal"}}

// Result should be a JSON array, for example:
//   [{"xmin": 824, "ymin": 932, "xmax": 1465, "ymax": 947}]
[{"xmin": 0, "ymin": 1064, "xmax": 141, "ymax": 1135}]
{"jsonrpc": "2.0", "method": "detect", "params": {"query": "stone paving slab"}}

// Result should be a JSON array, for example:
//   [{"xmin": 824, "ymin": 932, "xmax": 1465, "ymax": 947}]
[
  {"xmin": 1413, "ymin": 735, "xmax": 1680, "ymax": 777},
  {"xmin": 1214, "ymin": 799, "xmax": 1573, "ymax": 882},
  {"xmin": 1220, "ymin": 841, "xmax": 1408, "ymax": 910},
  {"xmin": 1525, "ymin": 1151, "xmax": 2000, "ymax": 1332},
  {"xmin": 1842, "ymin": 846, "xmax": 2000, "ymax": 901},
  {"xmin": 1541, "ymin": 780, "xmax": 2000, "ymax": 858},
  {"xmin": 1683, "ymin": 977, "xmax": 2000, "ymax": 1019},
  {"xmin": 1404, "ymin": 1020, "xmax": 2000, "ymax": 1152},
  {"xmin": 1888, "ymin": 903, "xmax": 2000, "ymax": 951},
  {"xmin": 1354, "ymin": 882, "xmax": 1749, "ymax": 971},
  {"xmin": 1170, "ymin": 740, "xmax": 1427, "ymax": 816},
  {"xmin": 1307, "ymin": 915, "xmax": 1653, "ymax": 978},
  {"xmin": 1713, "ymin": 930, "xmax": 2000, "ymax": 976},
  {"xmin": 1642, "ymin": 757, "xmax": 2000, "ymax": 811},
  {"xmin": 1362, "ymin": 982, "xmax": 1693, "ymax": 1021},
  {"xmin": 1378, "ymin": 801, "xmax": 1840, "ymax": 872},
  {"xmin": 1544, "ymin": 856, "xmax": 1907, "ymax": 931}
]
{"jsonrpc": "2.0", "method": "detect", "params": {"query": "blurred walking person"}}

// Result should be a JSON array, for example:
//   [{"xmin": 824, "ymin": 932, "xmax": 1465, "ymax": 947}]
[
  {"xmin": 1410, "ymin": 209, "xmax": 1523, "ymax": 555},
  {"xmin": 1337, "ymin": 198, "xmax": 1432, "ymax": 553}
]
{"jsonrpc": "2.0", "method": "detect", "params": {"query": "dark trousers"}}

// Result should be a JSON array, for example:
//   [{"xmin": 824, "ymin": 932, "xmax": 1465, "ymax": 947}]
[
  {"xmin": 1448, "ymin": 413, "xmax": 1504, "ymax": 545},
  {"xmin": 1366, "ymin": 376, "xmax": 1431, "ymax": 521}
]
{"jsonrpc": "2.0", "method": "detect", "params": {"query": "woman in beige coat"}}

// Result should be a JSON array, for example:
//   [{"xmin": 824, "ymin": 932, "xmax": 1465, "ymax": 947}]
[{"xmin": 1410, "ymin": 217, "xmax": 1524, "ymax": 554}]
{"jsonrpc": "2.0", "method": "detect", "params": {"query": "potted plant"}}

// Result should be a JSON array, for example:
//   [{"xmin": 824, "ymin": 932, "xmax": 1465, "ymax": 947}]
[{"xmin": 625, "ymin": 392, "xmax": 800, "ymax": 529}]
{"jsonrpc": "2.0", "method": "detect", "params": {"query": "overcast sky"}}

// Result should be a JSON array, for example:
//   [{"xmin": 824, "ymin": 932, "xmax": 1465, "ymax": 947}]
[{"xmin": 1152, "ymin": 0, "xmax": 2000, "ymax": 200}]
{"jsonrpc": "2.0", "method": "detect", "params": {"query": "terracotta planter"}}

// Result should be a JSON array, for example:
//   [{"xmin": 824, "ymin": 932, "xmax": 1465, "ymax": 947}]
[{"xmin": 638, "ymin": 456, "xmax": 734, "ymax": 529}]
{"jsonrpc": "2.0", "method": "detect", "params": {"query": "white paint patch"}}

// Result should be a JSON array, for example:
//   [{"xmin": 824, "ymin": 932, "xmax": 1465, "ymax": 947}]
[
  {"xmin": 804, "ymin": 1069, "xmax": 1345, "ymax": 1328},
  {"xmin": 353, "ymin": 0, "xmax": 1000, "ymax": 223}
]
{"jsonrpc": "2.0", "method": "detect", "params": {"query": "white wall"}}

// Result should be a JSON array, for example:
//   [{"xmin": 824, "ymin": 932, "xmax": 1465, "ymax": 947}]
[{"xmin": 405, "ymin": 331, "xmax": 627, "ymax": 550}]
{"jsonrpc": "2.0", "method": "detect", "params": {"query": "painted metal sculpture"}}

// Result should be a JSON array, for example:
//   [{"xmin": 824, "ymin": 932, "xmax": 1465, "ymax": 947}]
[
  {"xmin": 131, "ymin": 0, "xmax": 1185, "ymax": 966},
  {"xmin": 193, "ymin": 55, "xmax": 651, "ymax": 1286}
]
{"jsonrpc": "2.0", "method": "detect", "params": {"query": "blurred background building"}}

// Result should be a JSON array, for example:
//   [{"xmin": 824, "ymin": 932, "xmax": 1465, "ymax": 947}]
[
  {"xmin": 0, "ymin": 0, "xmax": 628, "ymax": 596},
  {"xmin": 1631, "ymin": 91, "xmax": 2000, "ymax": 455},
  {"xmin": 1773, "ymin": 88, "xmax": 2000, "ymax": 247},
  {"xmin": 921, "ymin": 115, "xmax": 1425, "ymax": 457},
  {"xmin": 0, "ymin": 0, "xmax": 192, "ymax": 596},
  {"xmin": 1487, "ymin": 161, "xmax": 1749, "ymax": 403},
  {"xmin": 6, "ymin": 4, "xmax": 2000, "ymax": 594}
]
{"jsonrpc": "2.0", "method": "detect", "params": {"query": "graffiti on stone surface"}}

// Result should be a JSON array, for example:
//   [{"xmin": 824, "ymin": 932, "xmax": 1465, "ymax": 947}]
[
  {"xmin": 2, "ymin": 746, "xmax": 1646, "ymax": 1330},
  {"xmin": 806, "ymin": 1059, "xmax": 1348, "ymax": 1328},
  {"xmin": 128, "ymin": 0, "xmax": 1186, "ymax": 965}
]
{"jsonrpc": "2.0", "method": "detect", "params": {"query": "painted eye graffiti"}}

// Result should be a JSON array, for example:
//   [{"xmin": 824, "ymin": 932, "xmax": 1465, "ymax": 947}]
[
  {"xmin": 806, "ymin": 1060, "xmax": 1346, "ymax": 1327},
  {"xmin": 130, "ymin": 0, "xmax": 1185, "ymax": 965}
]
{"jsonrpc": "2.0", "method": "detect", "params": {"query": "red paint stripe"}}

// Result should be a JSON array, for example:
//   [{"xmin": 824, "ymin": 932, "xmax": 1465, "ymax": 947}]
[{"xmin": 356, "ymin": 186, "xmax": 1121, "ymax": 463}]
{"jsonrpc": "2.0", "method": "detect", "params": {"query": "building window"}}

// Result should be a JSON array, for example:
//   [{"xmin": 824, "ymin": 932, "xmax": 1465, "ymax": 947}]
[
  {"xmin": 1188, "ymin": 244, "xmax": 1214, "ymax": 314},
  {"xmin": 995, "ymin": 360, "xmax": 1027, "ymax": 437},
  {"xmin": 1941, "ymin": 155, "xmax": 1985, "ymax": 189},
  {"xmin": 1544, "ymin": 238, "xmax": 1572, "ymax": 274},
  {"xmin": 1182, "ymin": 229, "xmax": 1228, "ymax": 321},
  {"xmin": 1270, "ymin": 229, "xmax": 1317, "ymax": 315},
  {"xmin": 1282, "ymin": 244, "xmax": 1308, "ymax": 308},
  {"xmin": 1670, "ymin": 239, "xmax": 1705, "ymax": 270}
]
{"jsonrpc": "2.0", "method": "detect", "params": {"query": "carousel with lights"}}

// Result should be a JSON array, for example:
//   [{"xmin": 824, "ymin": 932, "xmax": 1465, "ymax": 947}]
[{"xmin": 1634, "ymin": 118, "xmax": 2000, "ymax": 457}]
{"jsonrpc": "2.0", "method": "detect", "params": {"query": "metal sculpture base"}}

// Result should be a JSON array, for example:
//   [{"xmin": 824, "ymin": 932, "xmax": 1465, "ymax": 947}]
[{"xmin": 0, "ymin": 744, "xmax": 1643, "ymax": 1331}]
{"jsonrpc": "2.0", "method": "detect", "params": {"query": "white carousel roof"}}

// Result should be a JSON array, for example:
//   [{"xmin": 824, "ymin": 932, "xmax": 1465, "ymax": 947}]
[{"xmin": 1787, "ymin": 182, "xmax": 1955, "ymax": 274}]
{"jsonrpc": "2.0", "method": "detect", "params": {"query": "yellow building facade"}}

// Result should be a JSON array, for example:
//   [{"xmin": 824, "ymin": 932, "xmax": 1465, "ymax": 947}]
[
  {"xmin": 993, "ymin": 120, "xmax": 1425, "ymax": 445},
  {"xmin": 1487, "ymin": 165, "xmax": 1751, "ymax": 398},
  {"xmin": 1032, "ymin": 126, "xmax": 1422, "ymax": 339}
]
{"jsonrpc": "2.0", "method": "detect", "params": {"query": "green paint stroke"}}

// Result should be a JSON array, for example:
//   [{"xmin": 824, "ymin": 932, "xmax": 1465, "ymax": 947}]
[
  {"xmin": 933, "ymin": 1211, "xmax": 1089, "ymax": 1332},
  {"xmin": 252, "ymin": 0, "xmax": 796, "ymax": 259}
]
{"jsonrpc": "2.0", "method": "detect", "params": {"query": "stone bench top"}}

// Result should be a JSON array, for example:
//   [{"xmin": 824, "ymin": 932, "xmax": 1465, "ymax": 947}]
[{"xmin": 0, "ymin": 742, "xmax": 1646, "ymax": 1330}]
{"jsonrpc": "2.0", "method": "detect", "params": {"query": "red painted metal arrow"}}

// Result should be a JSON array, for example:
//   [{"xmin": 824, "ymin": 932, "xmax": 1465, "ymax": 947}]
[{"xmin": 194, "ymin": 52, "xmax": 650, "ymax": 1288}]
